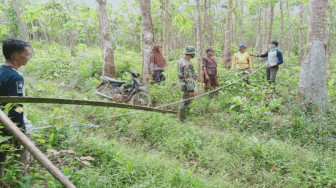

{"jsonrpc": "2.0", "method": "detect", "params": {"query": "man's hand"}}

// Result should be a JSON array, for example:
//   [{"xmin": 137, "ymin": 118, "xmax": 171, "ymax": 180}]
[
  {"xmin": 205, "ymin": 75, "xmax": 209, "ymax": 81},
  {"xmin": 249, "ymin": 69, "xmax": 252, "ymax": 74},
  {"xmin": 151, "ymin": 72, "xmax": 154, "ymax": 76},
  {"xmin": 189, "ymin": 91, "xmax": 195, "ymax": 98}
]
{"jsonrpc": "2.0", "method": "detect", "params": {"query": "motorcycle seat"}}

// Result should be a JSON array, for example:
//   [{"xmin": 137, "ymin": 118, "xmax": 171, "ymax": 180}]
[{"xmin": 102, "ymin": 76, "xmax": 125, "ymax": 84}]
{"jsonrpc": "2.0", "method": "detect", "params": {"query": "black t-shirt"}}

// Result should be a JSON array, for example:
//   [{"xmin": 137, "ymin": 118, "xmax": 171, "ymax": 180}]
[{"xmin": 0, "ymin": 65, "xmax": 25, "ymax": 135}]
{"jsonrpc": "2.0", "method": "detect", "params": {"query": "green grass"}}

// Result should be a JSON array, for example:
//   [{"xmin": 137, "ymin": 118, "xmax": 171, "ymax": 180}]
[{"xmin": 1, "ymin": 42, "xmax": 336, "ymax": 187}]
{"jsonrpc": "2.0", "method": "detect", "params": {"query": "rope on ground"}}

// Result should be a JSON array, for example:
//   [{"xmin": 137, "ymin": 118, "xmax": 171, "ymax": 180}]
[{"xmin": 95, "ymin": 64, "xmax": 267, "ymax": 120}]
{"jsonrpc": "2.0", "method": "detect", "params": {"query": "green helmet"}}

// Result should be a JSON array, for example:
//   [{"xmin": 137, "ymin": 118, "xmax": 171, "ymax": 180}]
[{"xmin": 184, "ymin": 46, "xmax": 197, "ymax": 55}]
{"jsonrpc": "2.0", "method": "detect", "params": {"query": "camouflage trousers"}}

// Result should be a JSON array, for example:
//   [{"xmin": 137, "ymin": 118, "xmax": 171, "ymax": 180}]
[{"xmin": 180, "ymin": 91, "xmax": 193, "ymax": 112}]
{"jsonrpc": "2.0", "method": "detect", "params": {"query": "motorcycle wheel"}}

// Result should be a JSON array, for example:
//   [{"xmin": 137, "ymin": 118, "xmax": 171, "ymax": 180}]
[{"xmin": 130, "ymin": 91, "xmax": 152, "ymax": 107}]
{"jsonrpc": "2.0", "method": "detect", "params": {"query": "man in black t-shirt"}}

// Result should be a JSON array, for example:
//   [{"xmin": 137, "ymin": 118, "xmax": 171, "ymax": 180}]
[{"xmin": 0, "ymin": 39, "xmax": 32, "ymax": 175}]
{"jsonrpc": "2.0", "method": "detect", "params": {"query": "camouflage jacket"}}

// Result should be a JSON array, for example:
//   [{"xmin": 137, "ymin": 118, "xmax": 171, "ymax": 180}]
[{"xmin": 177, "ymin": 57, "xmax": 197, "ymax": 91}]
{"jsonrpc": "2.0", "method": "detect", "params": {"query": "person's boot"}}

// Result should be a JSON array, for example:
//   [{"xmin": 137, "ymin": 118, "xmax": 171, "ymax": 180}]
[{"xmin": 179, "ymin": 110, "xmax": 187, "ymax": 122}]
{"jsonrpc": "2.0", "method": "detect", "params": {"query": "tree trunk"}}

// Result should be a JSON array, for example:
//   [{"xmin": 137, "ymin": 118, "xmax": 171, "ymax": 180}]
[
  {"xmin": 163, "ymin": 0, "xmax": 169, "ymax": 58},
  {"xmin": 139, "ymin": 0, "xmax": 155, "ymax": 84},
  {"xmin": 195, "ymin": 0, "xmax": 204, "ymax": 93},
  {"xmin": 209, "ymin": 5, "xmax": 215, "ymax": 46},
  {"xmin": 96, "ymin": 1, "xmax": 104, "ymax": 50},
  {"xmin": 38, "ymin": 19, "xmax": 49, "ymax": 42},
  {"xmin": 203, "ymin": 0, "xmax": 209, "ymax": 48},
  {"xmin": 96, "ymin": 0, "xmax": 116, "ymax": 78},
  {"xmin": 327, "ymin": 6, "xmax": 334, "ymax": 75},
  {"xmin": 30, "ymin": 20, "xmax": 36, "ymax": 41},
  {"xmin": 232, "ymin": 13, "xmax": 237, "ymax": 45},
  {"xmin": 262, "ymin": 8, "xmax": 268, "ymax": 52},
  {"xmin": 223, "ymin": 0, "xmax": 233, "ymax": 68},
  {"xmin": 65, "ymin": 0, "xmax": 75, "ymax": 56},
  {"xmin": 267, "ymin": 5, "xmax": 274, "ymax": 46},
  {"xmin": 298, "ymin": 2, "xmax": 305, "ymax": 65},
  {"xmin": 297, "ymin": 0, "xmax": 329, "ymax": 112},
  {"xmin": 238, "ymin": 0, "xmax": 245, "ymax": 45},
  {"xmin": 279, "ymin": 0, "xmax": 285, "ymax": 67},
  {"xmin": 204, "ymin": 0, "xmax": 214, "ymax": 47},
  {"xmin": 12, "ymin": 0, "xmax": 30, "ymax": 42},
  {"xmin": 255, "ymin": 8, "xmax": 262, "ymax": 52}
]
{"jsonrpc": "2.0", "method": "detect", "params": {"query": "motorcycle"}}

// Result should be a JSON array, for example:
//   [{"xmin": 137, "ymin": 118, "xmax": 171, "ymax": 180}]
[{"xmin": 95, "ymin": 71, "xmax": 152, "ymax": 107}]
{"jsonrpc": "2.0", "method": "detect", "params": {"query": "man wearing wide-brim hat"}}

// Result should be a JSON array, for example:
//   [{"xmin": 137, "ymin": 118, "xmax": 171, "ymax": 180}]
[
  {"xmin": 177, "ymin": 46, "xmax": 197, "ymax": 121},
  {"xmin": 232, "ymin": 44, "xmax": 252, "ymax": 84}
]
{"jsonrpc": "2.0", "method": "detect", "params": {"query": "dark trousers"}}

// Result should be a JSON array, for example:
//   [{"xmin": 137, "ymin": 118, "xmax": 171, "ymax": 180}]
[
  {"xmin": 266, "ymin": 66, "xmax": 279, "ymax": 83},
  {"xmin": 204, "ymin": 75, "xmax": 219, "ymax": 91},
  {"xmin": 153, "ymin": 70, "xmax": 166, "ymax": 84}
]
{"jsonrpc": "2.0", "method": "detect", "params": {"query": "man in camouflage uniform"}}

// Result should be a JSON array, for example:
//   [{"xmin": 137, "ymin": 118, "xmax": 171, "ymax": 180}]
[{"xmin": 177, "ymin": 46, "xmax": 197, "ymax": 121}]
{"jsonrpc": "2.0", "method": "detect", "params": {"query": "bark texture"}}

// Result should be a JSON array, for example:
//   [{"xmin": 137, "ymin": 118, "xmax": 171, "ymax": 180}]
[
  {"xmin": 237, "ymin": 0, "xmax": 245, "ymax": 45},
  {"xmin": 280, "ymin": 0, "xmax": 285, "ymax": 66},
  {"xmin": 96, "ymin": 0, "xmax": 115, "ymax": 78},
  {"xmin": 262, "ymin": 8, "xmax": 268, "ymax": 52},
  {"xmin": 223, "ymin": 0, "xmax": 233, "ymax": 68},
  {"xmin": 12, "ymin": 0, "xmax": 30, "ymax": 42},
  {"xmin": 195, "ymin": 0, "xmax": 204, "ymax": 91},
  {"xmin": 267, "ymin": 5, "xmax": 274, "ymax": 44},
  {"xmin": 255, "ymin": 9, "xmax": 262, "ymax": 52},
  {"xmin": 297, "ymin": 0, "xmax": 329, "ymax": 112},
  {"xmin": 298, "ymin": 3, "xmax": 305, "ymax": 65},
  {"xmin": 65, "ymin": 0, "xmax": 75, "ymax": 56},
  {"xmin": 163, "ymin": 0, "xmax": 169, "ymax": 58},
  {"xmin": 139, "ymin": 0, "xmax": 155, "ymax": 84}
]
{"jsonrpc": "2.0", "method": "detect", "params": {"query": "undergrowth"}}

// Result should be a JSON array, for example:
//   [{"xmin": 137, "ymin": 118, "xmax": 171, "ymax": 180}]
[{"xmin": 1, "ymin": 42, "xmax": 336, "ymax": 187}]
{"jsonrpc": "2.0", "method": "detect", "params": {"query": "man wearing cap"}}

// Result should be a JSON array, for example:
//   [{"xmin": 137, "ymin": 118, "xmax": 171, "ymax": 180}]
[
  {"xmin": 253, "ymin": 41, "xmax": 283, "ymax": 84},
  {"xmin": 177, "ymin": 46, "xmax": 197, "ymax": 121},
  {"xmin": 232, "ymin": 45, "xmax": 252, "ymax": 84},
  {"xmin": 203, "ymin": 48, "xmax": 219, "ymax": 92}
]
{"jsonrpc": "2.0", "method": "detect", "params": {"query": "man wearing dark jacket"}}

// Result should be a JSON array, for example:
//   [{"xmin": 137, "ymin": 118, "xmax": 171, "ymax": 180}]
[
  {"xmin": 0, "ymin": 39, "xmax": 32, "ymax": 175},
  {"xmin": 253, "ymin": 41, "xmax": 284, "ymax": 83}
]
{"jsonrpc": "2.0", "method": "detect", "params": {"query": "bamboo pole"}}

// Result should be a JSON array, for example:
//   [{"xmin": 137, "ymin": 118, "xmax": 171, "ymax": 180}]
[
  {"xmin": 0, "ymin": 110, "xmax": 76, "ymax": 188},
  {"xmin": 0, "ymin": 97, "xmax": 177, "ymax": 114}
]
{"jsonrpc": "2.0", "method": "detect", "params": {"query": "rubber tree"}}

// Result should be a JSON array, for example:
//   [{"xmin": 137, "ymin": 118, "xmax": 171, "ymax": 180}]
[
  {"xmin": 298, "ymin": 2, "xmax": 306, "ymax": 65},
  {"xmin": 255, "ymin": 2, "xmax": 262, "ymax": 52},
  {"xmin": 139, "ymin": 0, "xmax": 155, "ymax": 84},
  {"xmin": 64, "ymin": 0, "xmax": 75, "ymax": 56},
  {"xmin": 96, "ymin": 0, "xmax": 115, "ymax": 78},
  {"xmin": 267, "ymin": 4, "xmax": 274, "ymax": 44},
  {"xmin": 195, "ymin": 0, "xmax": 204, "ymax": 93},
  {"xmin": 223, "ymin": 0, "xmax": 233, "ymax": 68},
  {"xmin": 262, "ymin": 7, "xmax": 268, "ymax": 52},
  {"xmin": 163, "ymin": 0, "xmax": 169, "ymax": 58},
  {"xmin": 297, "ymin": 0, "xmax": 329, "ymax": 112},
  {"xmin": 12, "ymin": 0, "xmax": 30, "ymax": 42}
]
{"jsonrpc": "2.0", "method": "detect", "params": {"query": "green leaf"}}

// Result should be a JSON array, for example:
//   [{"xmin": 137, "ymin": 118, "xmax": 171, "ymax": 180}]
[{"xmin": 0, "ymin": 136, "xmax": 12, "ymax": 144}]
